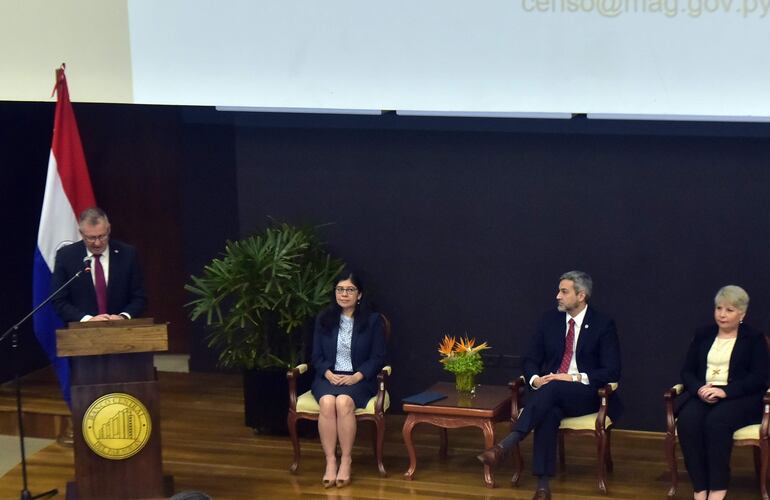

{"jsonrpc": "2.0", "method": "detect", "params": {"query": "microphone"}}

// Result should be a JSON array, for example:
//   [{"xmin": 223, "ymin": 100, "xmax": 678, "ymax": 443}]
[{"xmin": 82, "ymin": 256, "xmax": 92, "ymax": 273}]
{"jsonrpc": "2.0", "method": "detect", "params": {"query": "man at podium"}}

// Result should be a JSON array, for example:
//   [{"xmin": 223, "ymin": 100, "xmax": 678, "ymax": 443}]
[{"xmin": 51, "ymin": 207, "xmax": 146, "ymax": 323}]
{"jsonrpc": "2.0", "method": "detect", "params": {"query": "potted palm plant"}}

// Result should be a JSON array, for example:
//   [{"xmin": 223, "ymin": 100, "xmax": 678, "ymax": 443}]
[{"xmin": 185, "ymin": 222, "xmax": 344, "ymax": 433}]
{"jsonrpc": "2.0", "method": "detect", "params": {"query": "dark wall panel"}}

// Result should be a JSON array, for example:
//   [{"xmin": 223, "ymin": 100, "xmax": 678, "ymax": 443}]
[
  {"xmin": 1, "ymin": 101, "xmax": 57, "ymax": 381},
  {"xmin": 6, "ymin": 98, "xmax": 770, "ymax": 431},
  {"xmin": 180, "ymin": 121, "xmax": 240, "ymax": 372},
  {"xmin": 3, "ymin": 102, "xmax": 191, "ymax": 365},
  {"xmin": 75, "ymin": 104, "xmax": 189, "ymax": 352},
  {"xmin": 235, "ymin": 126, "xmax": 770, "ymax": 431},
  {"xmin": 3, "ymin": 101, "xmax": 237, "ymax": 381}
]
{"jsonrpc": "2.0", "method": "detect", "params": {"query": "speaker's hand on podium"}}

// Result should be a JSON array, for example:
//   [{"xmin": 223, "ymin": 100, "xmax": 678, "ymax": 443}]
[{"xmin": 88, "ymin": 314, "xmax": 125, "ymax": 321}]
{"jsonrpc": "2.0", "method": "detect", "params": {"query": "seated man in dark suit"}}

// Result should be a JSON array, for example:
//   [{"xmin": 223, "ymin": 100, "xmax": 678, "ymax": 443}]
[
  {"xmin": 51, "ymin": 207, "xmax": 147, "ymax": 322},
  {"xmin": 477, "ymin": 270, "xmax": 621, "ymax": 500}
]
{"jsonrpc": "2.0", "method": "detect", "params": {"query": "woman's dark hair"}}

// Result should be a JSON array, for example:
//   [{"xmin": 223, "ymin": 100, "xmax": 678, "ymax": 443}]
[{"xmin": 319, "ymin": 270, "xmax": 372, "ymax": 334}]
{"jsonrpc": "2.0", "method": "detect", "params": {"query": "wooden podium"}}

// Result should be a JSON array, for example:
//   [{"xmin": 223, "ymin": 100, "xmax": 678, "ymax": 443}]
[{"xmin": 56, "ymin": 318, "xmax": 171, "ymax": 499}]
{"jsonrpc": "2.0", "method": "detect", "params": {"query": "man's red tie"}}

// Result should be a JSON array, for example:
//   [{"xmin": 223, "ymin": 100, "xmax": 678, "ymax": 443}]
[
  {"xmin": 558, "ymin": 319, "xmax": 575, "ymax": 373},
  {"xmin": 93, "ymin": 254, "xmax": 108, "ymax": 315}
]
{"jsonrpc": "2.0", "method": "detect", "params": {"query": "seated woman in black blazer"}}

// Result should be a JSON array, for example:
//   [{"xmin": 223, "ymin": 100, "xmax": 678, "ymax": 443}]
[
  {"xmin": 677, "ymin": 285, "xmax": 769, "ymax": 500},
  {"xmin": 311, "ymin": 271, "xmax": 386, "ymax": 488}
]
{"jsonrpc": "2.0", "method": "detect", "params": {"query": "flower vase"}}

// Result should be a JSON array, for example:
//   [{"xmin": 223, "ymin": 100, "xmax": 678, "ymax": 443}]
[{"xmin": 455, "ymin": 372, "xmax": 476, "ymax": 394}]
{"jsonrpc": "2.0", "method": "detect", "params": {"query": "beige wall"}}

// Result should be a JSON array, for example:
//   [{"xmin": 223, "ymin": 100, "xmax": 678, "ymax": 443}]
[{"xmin": 0, "ymin": 0, "xmax": 133, "ymax": 103}]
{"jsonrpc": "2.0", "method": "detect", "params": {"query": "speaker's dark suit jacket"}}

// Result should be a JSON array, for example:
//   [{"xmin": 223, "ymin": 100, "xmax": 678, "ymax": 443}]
[{"xmin": 51, "ymin": 239, "xmax": 147, "ymax": 323}]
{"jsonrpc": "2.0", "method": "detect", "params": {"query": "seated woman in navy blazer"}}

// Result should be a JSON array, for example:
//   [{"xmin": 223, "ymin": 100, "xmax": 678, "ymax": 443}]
[
  {"xmin": 677, "ymin": 285, "xmax": 769, "ymax": 500},
  {"xmin": 311, "ymin": 271, "xmax": 386, "ymax": 488}
]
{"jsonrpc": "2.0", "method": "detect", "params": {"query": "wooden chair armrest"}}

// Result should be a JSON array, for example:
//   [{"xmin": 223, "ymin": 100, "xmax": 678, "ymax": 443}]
[
  {"xmin": 376, "ymin": 366, "xmax": 391, "ymax": 387},
  {"xmin": 663, "ymin": 383, "xmax": 684, "ymax": 433},
  {"xmin": 509, "ymin": 375, "xmax": 527, "ymax": 390},
  {"xmin": 374, "ymin": 366, "xmax": 392, "ymax": 413},
  {"xmin": 663, "ymin": 384, "xmax": 684, "ymax": 402},
  {"xmin": 761, "ymin": 391, "xmax": 770, "ymax": 438},
  {"xmin": 509, "ymin": 376, "xmax": 527, "ymax": 424},
  {"xmin": 595, "ymin": 382, "xmax": 618, "ymax": 430},
  {"xmin": 287, "ymin": 363, "xmax": 309, "ymax": 378},
  {"xmin": 286, "ymin": 363, "xmax": 310, "ymax": 410},
  {"xmin": 597, "ymin": 382, "xmax": 617, "ymax": 399}
]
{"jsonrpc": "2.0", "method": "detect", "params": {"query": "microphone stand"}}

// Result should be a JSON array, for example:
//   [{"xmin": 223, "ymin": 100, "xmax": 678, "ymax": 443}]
[{"xmin": 0, "ymin": 265, "xmax": 89, "ymax": 500}]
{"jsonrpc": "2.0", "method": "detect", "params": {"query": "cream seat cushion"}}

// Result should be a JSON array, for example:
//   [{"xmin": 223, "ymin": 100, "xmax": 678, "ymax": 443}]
[
  {"xmin": 296, "ymin": 390, "xmax": 391, "ymax": 415},
  {"xmin": 671, "ymin": 421, "xmax": 759, "ymax": 440},
  {"xmin": 560, "ymin": 413, "xmax": 613, "ymax": 430},
  {"xmin": 558, "ymin": 382, "xmax": 618, "ymax": 430},
  {"xmin": 733, "ymin": 424, "xmax": 761, "ymax": 440}
]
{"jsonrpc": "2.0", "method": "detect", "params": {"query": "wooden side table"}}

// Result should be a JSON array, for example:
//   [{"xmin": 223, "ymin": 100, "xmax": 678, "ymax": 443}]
[{"xmin": 402, "ymin": 381, "xmax": 513, "ymax": 487}]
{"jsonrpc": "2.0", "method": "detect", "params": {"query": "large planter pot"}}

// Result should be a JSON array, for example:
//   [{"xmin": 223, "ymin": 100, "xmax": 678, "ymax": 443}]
[
  {"xmin": 243, "ymin": 368, "xmax": 317, "ymax": 437},
  {"xmin": 243, "ymin": 368, "xmax": 291, "ymax": 435}
]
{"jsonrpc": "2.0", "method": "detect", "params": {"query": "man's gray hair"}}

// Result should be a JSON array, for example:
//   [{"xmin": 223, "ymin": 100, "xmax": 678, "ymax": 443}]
[
  {"xmin": 560, "ymin": 270, "xmax": 593, "ymax": 300},
  {"xmin": 79, "ymin": 207, "xmax": 109, "ymax": 227},
  {"xmin": 714, "ymin": 285, "xmax": 749, "ymax": 313}
]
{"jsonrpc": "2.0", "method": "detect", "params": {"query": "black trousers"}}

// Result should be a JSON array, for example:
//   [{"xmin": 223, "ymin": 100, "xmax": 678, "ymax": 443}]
[
  {"xmin": 677, "ymin": 393, "xmax": 762, "ymax": 492},
  {"xmin": 500, "ymin": 381, "xmax": 599, "ymax": 476}
]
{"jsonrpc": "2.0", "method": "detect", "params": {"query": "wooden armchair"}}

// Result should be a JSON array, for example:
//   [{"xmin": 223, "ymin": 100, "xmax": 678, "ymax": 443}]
[
  {"xmin": 286, "ymin": 314, "xmax": 391, "ymax": 476},
  {"xmin": 663, "ymin": 384, "xmax": 770, "ymax": 499},
  {"xmin": 510, "ymin": 376, "xmax": 617, "ymax": 494}
]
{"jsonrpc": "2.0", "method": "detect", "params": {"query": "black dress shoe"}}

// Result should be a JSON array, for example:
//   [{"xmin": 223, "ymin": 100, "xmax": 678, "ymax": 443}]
[
  {"xmin": 532, "ymin": 488, "xmax": 551, "ymax": 500},
  {"xmin": 476, "ymin": 444, "xmax": 507, "ymax": 467}
]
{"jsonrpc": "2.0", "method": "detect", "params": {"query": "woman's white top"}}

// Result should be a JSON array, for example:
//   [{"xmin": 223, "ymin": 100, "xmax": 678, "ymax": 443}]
[
  {"xmin": 334, "ymin": 314, "xmax": 354, "ymax": 372},
  {"xmin": 706, "ymin": 336, "xmax": 737, "ymax": 386}
]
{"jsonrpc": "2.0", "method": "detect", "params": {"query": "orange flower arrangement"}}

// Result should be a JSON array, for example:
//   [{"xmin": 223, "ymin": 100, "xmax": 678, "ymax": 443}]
[{"xmin": 437, "ymin": 335, "xmax": 491, "ymax": 375}]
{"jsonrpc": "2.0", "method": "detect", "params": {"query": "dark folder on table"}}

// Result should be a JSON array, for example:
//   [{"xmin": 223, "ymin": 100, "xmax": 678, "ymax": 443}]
[{"xmin": 402, "ymin": 391, "xmax": 447, "ymax": 405}]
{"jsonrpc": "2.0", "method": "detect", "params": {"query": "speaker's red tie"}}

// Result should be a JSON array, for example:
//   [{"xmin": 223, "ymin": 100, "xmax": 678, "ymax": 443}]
[
  {"xmin": 558, "ymin": 318, "xmax": 575, "ymax": 374},
  {"xmin": 93, "ymin": 254, "xmax": 108, "ymax": 315}
]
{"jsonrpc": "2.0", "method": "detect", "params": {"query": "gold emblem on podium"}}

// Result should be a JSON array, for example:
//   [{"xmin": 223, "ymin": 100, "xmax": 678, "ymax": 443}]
[{"xmin": 82, "ymin": 393, "xmax": 152, "ymax": 460}]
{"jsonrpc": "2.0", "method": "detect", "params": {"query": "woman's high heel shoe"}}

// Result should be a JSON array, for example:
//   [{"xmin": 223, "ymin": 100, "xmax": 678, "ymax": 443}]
[
  {"xmin": 322, "ymin": 478, "xmax": 335, "ymax": 489},
  {"xmin": 336, "ymin": 459, "xmax": 352, "ymax": 488}
]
